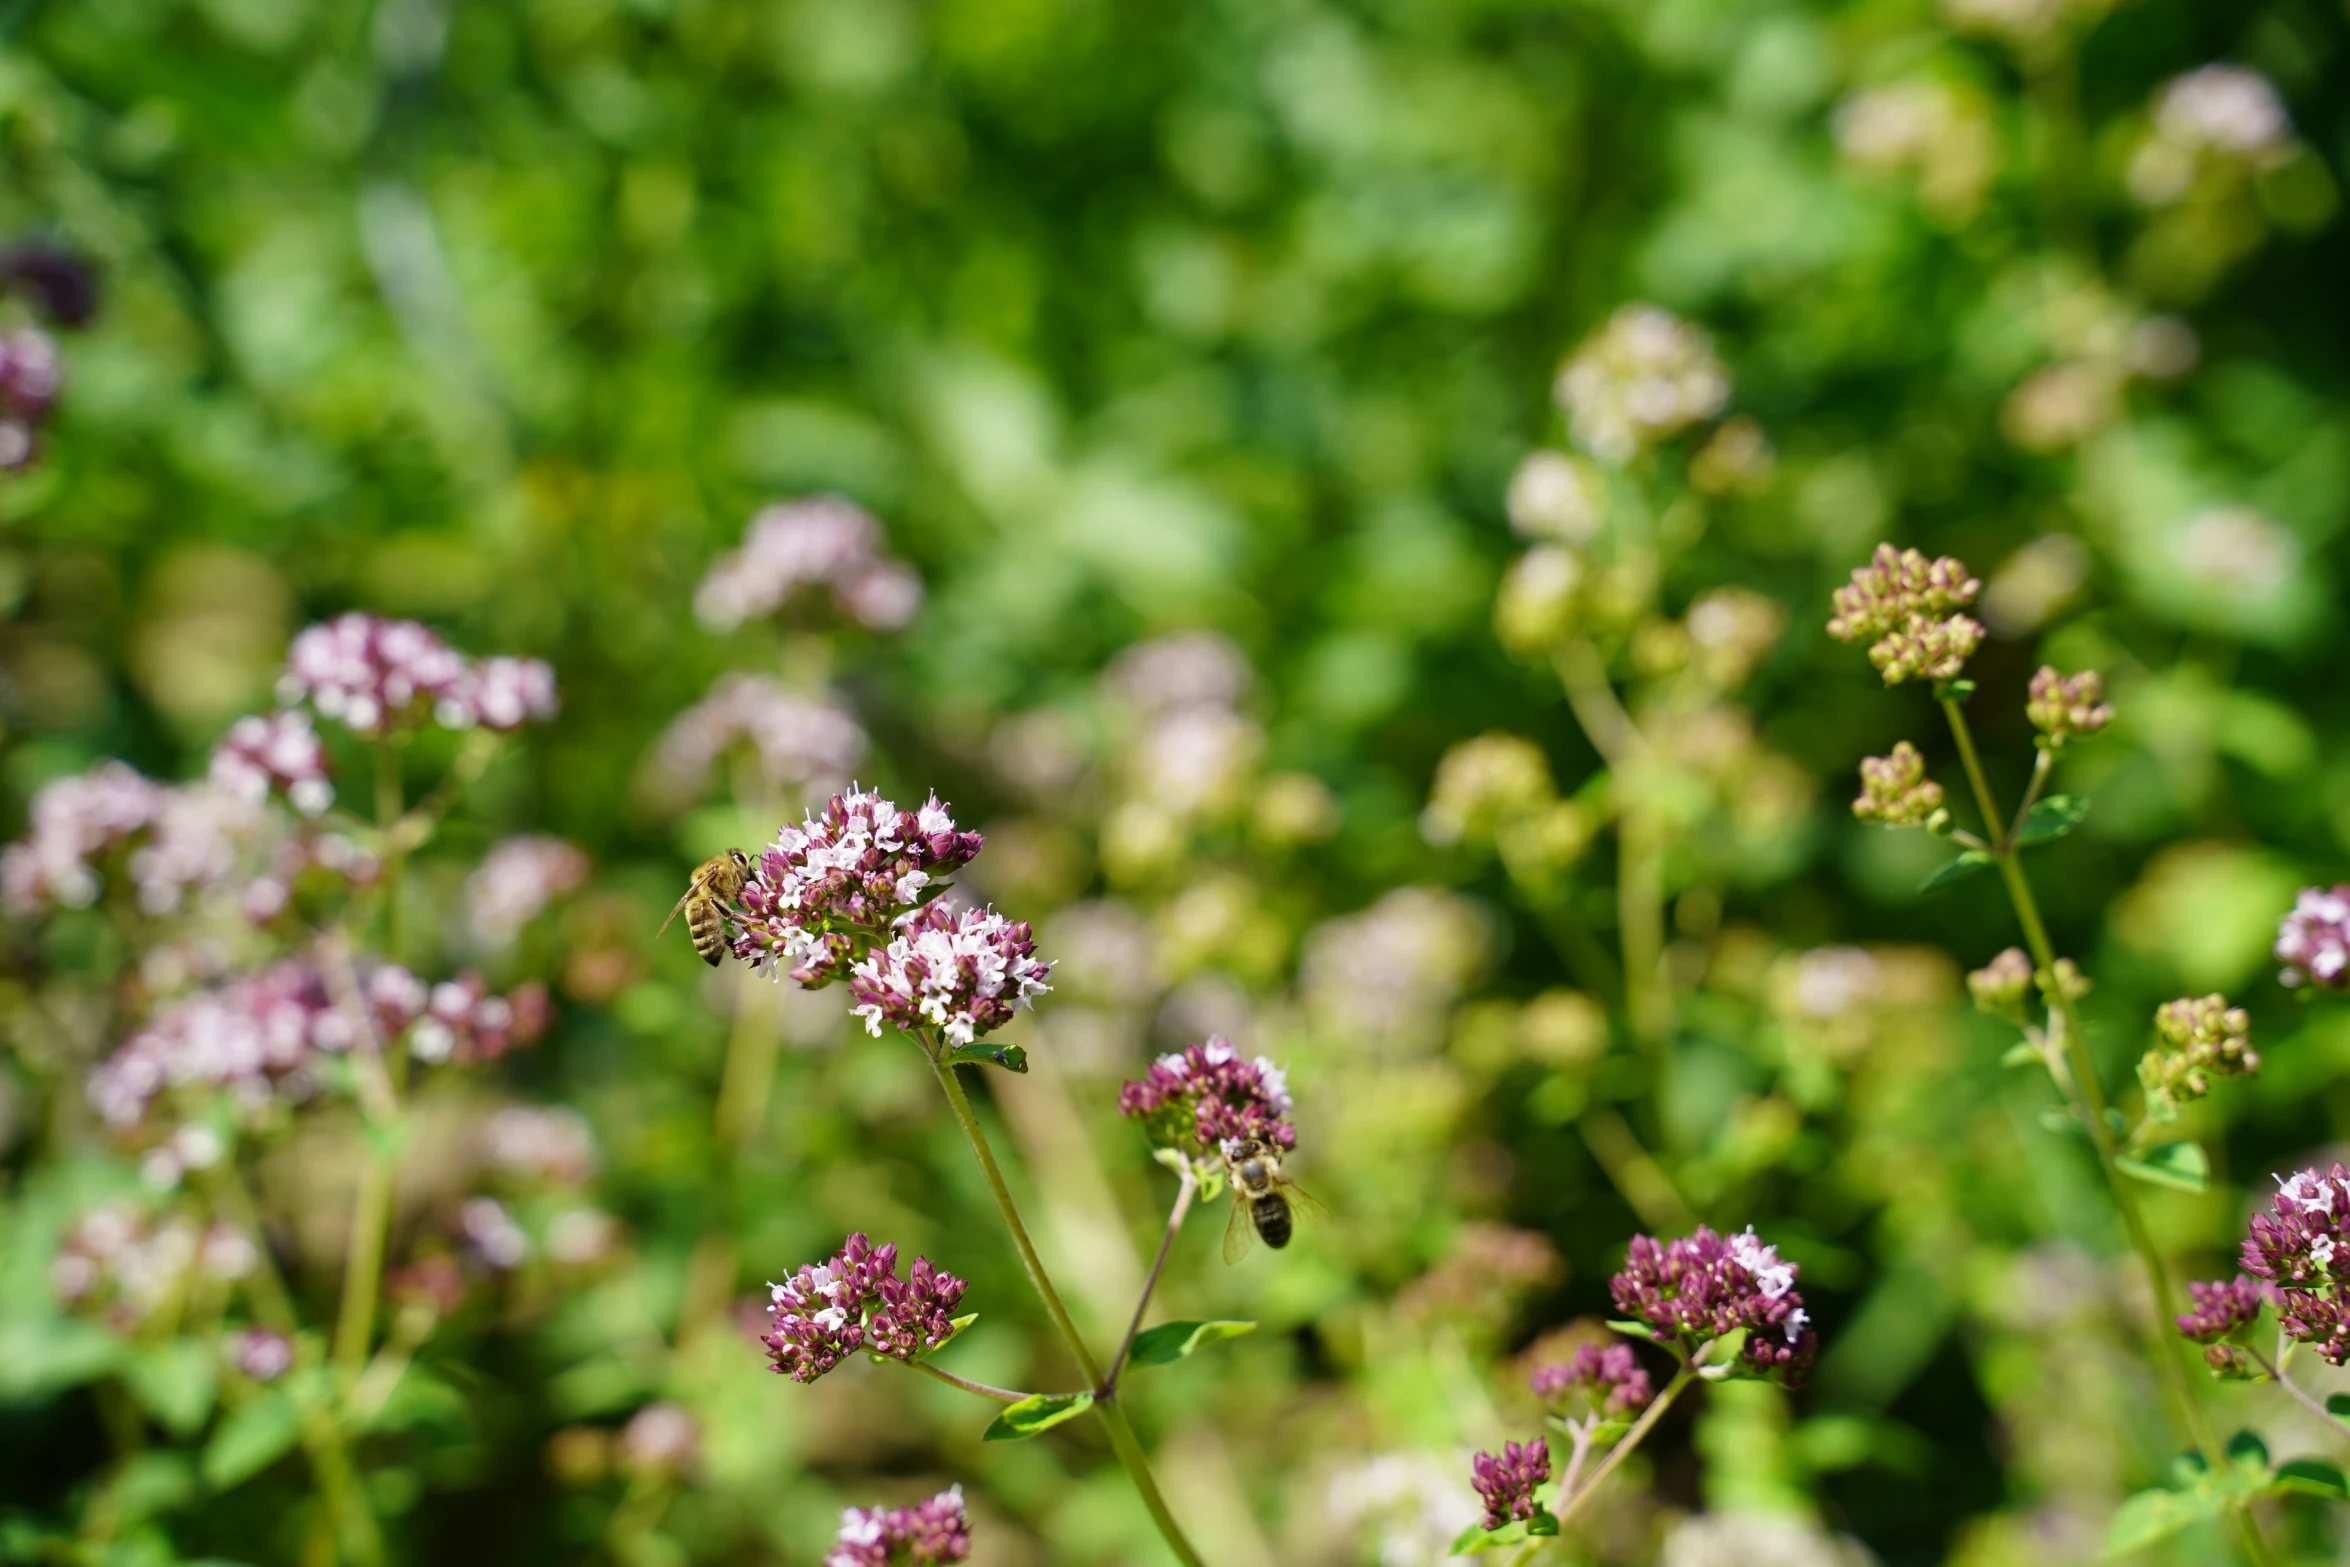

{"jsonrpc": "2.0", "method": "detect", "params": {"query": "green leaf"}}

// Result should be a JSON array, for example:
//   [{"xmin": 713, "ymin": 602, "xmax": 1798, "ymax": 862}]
[
  {"xmin": 982, "ymin": 1391, "xmax": 1093, "ymax": 1441},
  {"xmin": 1449, "ymin": 1520, "xmax": 1531, "ymax": 1555},
  {"xmin": 124, "ymin": 1339, "xmax": 220, "ymax": 1439},
  {"xmin": 2327, "ymin": 1393, "xmax": 2350, "ymax": 1420},
  {"xmin": 2104, "ymin": 1487, "xmax": 2215, "ymax": 1556},
  {"xmin": 2270, "ymin": 1458, "xmax": 2350, "ymax": 1500},
  {"xmin": 1935, "ymin": 678, "xmax": 1977, "ymax": 702},
  {"xmin": 1605, "ymin": 1319, "xmax": 1659, "ymax": 1343},
  {"xmin": 1920, "ymin": 850, "xmax": 1994, "ymax": 893},
  {"xmin": 918, "ymin": 1314, "xmax": 979, "ymax": 1362},
  {"xmin": 2116, "ymin": 1142, "xmax": 2210, "ymax": 1194},
  {"xmin": 2019, "ymin": 795, "xmax": 2091, "ymax": 847},
  {"xmin": 943, "ymin": 1041, "xmax": 1028, "ymax": 1073},
  {"xmin": 1125, "ymin": 1320, "xmax": 1257, "ymax": 1373},
  {"xmin": 2000, "ymin": 1041, "xmax": 2041, "ymax": 1068},
  {"xmin": 2225, "ymin": 1428, "xmax": 2270, "ymax": 1469},
  {"xmin": 203, "ymin": 1391, "xmax": 302, "ymax": 1490},
  {"xmin": 1527, "ymin": 1514, "xmax": 1559, "ymax": 1536}
]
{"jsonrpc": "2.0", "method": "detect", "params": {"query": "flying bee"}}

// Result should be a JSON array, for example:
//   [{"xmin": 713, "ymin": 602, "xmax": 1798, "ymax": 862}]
[
  {"xmin": 1220, "ymin": 1136, "xmax": 1327, "ymax": 1263},
  {"xmin": 658, "ymin": 848, "xmax": 751, "ymax": 966}
]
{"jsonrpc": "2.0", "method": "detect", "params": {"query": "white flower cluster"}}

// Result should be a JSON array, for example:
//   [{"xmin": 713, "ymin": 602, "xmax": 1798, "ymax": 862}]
[
  {"xmin": 642, "ymin": 673, "xmax": 866, "ymax": 811},
  {"xmin": 1835, "ymin": 80, "xmax": 1999, "ymax": 222},
  {"xmin": 2129, "ymin": 65, "xmax": 2294, "ymax": 206},
  {"xmin": 1729, "ymin": 1227, "xmax": 1810, "ymax": 1342},
  {"xmin": 1505, "ymin": 449, "xmax": 1606, "ymax": 543},
  {"xmin": 210, "ymin": 709, "xmax": 334, "ymax": 817},
  {"xmin": 848, "ymin": 903, "xmax": 1053, "ymax": 1047},
  {"xmin": 693, "ymin": 495, "xmax": 922, "ymax": 631},
  {"xmin": 1103, "ymin": 630, "xmax": 1263, "ymax": 819},
  {"xmin": 464, "ymin": 836, "xmax": 591, "ymax": 947},
  {"xmin": 1553, "ymin": 304, "xmax": 1730, "ymax": 465}
]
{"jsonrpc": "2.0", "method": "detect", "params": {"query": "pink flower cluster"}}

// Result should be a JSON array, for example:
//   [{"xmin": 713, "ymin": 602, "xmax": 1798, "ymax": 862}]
[
  {"xmin": 643, "ymin": 674, "xmax": 866, "ymax": 811},
  {"xmin": 826, "ymin": 1486, "xmax": 971, "ymax": 1567},
  {"xmin": 762, "ymin": 1233, "xmax": 969, "ymax": 1383},
  {"xmin": 1609, "ymin": 1226, "xmax": 1816, "ymax": 1381},
  {"xmin": 848, "ymin": 903, "xmax": 1052, "ymax": 1048},
  {"xmin": 210, "ymin": 710, "xmax": 335, "ymax": 817},
  {"xmin": 463, "ymin": 836, "xmax": 591, "ymax": 947},
  {"xmin": 52, "ymin": 1204, "xmax": 256, "ymax": 1330},
  {"xmin": 694, "ymin": 496, "xmax": 923, "ymax": 633},
  {"xmin": 1469, "ymin": 1439, "xmax": 1550, "ymax": 1530},
  {"xmin": 279, "ymin": 614, "xmax": 557, "ymax": 737},
  {"xmin": 1116, "ymin": 1037, "xmax": 1297, "ymax": 1155},
  {"xmin": 0, "ymin": 325, "xmax": 61, "ymax": 471},
  {"xmin": 2176, "ymin": 1275, "xmax": 2268, "ymax": 1347},
  {"xmin": 2277, "ymin": 886, "xmax": 2350, "ymax": 990},
  {"xmin": 227, "ymin": 1327, "xmax": 294, "ymax": 1382},
  {"xmin": 0, "ymin": 761, "xmax": 300, "ymax": 920},
  {"xmin": 729, "ymin": 789, "xmax": 986, "ymax": 987},
  {"xmin": 2239, "ymin": 1165, "xmax": 2350, "ymax": 1363},
  {"xmin": 1826, "ymin": 544, "xmax": 1984, "ymax": 685},
  {"xmin": 87, "ymin": 953, "xmax": 546, "ymax": 1130},
  {"xmin": 1531, "ymin": 1340, "xmax": 1653, "ymax": 1419}
]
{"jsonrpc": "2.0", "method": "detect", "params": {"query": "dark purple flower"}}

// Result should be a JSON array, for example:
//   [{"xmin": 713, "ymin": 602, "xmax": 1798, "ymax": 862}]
[
  {"xmin": 0, "ymin": 325, "xmax": 61, "ymax": 472},
  {"xmin": 1531, "ymin": 1340, "xmax": 1653, "ymax": 1419},
  {"xmin": 2240, "ymin": 1165, "xmax": 2350, "ymax": 1364},
  {"xmin": 1608, "ymin": 1225, "xmax": 1817, "ymax": 1383},
  {"xmin": 1116, "ymin": 1037, "xmax": 1297, "ymax": 1156},
  {"xmin": 763, "ymin": 1234, "xmax": 967, "ymax": 1383},
  {"xmin": 1470, "ymin": 1439, "xmax": 1550, "ymax": 1530},
  {"xmin": 2176, "ymin": 1276, "xmax": 2267, "ymax": 1344},
  {"xmin": 2278, "ymin": 887, "xmax": 2350, "ymax": 991},
  {"xmin": 0, "ymin": 239, "xmax": 101, "ymax": 326},
  {"xmin": 827, "ymin": 1486, "xmax": 972, "ymax": 1566}
]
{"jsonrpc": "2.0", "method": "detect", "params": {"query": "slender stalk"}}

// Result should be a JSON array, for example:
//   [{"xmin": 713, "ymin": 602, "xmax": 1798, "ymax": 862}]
[
  {"xmin": 1940, "ymin": 699, "xmax": 2273, "ymax": 1566},
  {"xmin": 1551, "ymin": 1367, "xmax": 1694, "ymax": 1530},
  {"xmin": 1557, "ymin": 1421, "xmax": 1596, "ymax": 1504},
  {"xmin": 908, "ymin": 1360, "xmax": 1032, "ymax": 1404},
  {"xmin": 1578, "ymin": 1107, "xmax": 1694, "ymax": 1233},
  {"xmin": 334, "ymin": 744, "xmax": 411, "ymax": 1391},
  {"xmin": 921, "ymin": 1040, "xmax": 1208, "ymax": 1567},
  {"xmin": 1106, "ymin": 1166, "xmax": 1196, "ymax": 1396},
  {"xmin": 2245, "ymin": 1346, "xmax": 2350, "ymax": 1442},
  {"xmin": 679, "ymin": 977, "xmax": 782, "ymax": 1341},
  {"xmin": 1550, "ymin": 641, "xmax": 1671, "ymax": 1054}
]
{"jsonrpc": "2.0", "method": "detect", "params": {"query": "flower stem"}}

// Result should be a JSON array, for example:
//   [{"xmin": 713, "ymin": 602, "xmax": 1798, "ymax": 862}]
[
  {"xmin": 1106, "ymin": 1165, "xmax": 1196, "ymax": 1397},
  {"xmin": 1550, "ymin": 1366, "xmax": 1693, "ymax": 1531},
  {"xmin": 335, "ymin": 745, "xmax": 410, "ymax": 1394},
  {"xmin": 2244, "ymin": 1345, "xmax": 2350, "ymax": 1444},
  {"xmin": 1940, "ymin": 699, "xmax": 2274, "ymax": 1566},
  {"xmin": 908, "ymin": 1359, "xmax": 1032, "ymax": 1404},
  {"xmin": 922, "ymin": 1042, "xmax": 1209, "ymax": 1567}
]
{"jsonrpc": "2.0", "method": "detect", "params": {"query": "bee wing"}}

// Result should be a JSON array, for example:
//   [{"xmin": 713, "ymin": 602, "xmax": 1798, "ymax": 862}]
[
  {"xmin": 1220, "ymin": 1193, "xmax": 1261, "ymax": 1265},
  {"xmin": 655, "ymin": 889, "xmax": 696, "ymax": 938},
  {"xmin": 1277, "ymin": 1178, "xmax": 1330, "ymax": 1225}
]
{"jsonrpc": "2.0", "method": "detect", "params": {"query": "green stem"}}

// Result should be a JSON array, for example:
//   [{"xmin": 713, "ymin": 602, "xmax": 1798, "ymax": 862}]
[
  {"xmin": 922, "ymin": 1041, "xmax": 1208, "ymax": 1567},
  {"xmin": 1551, "ymin": 1366, "xmax": 1694, "ymax": 1531},
  {"xmin": 1940, "ymin": 699, "xmax": 2271, "ymax": 1565},
  {"xmin": 2245, "ymin": 1346, "xmax": 2350, "ymax": 1444},
  {"xmin": 908, "ymin": 1359, "xmax": 1032, "ymax": 1404},
  {"xmin": 336, "ymin": 745, "xmax": 410, "ymax": 1395},
  {"xmin": 1107, "ymin": 1166, "xmax": 1196, "ymax": 1397}
]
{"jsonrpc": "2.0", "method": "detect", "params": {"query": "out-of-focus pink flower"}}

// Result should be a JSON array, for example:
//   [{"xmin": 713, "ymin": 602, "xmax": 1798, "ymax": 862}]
[
  {"xmin": 211, "ymin": 710, "xmax": 335, "ymax": 816},
  {"xmin": 464, "ymin": 837, "xmax": 591, "ymax": 948},
  {"xmin": 278, "ymin": 614, "xmax": 556, "ymax": 736},
  {"xmin": 694, "ymin": 496, "xmax": 923, "ymax": 632},
  {"xmin": 642, "ymin": 674, "xmax": 867, "ymax": 811},
  {"xmin": 2278, "ymin": 886, "xmax": 2350, "ymax": 991}
]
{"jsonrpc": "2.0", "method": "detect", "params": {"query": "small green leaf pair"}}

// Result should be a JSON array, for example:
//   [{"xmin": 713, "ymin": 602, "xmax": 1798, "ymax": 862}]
[
  {"xmin": 981, "ymin": 1321, "xmax": 1255, "ymax": 1442},
  {"xmin": 1917, "ymin": 797, "xmax": 2089, "ymax": 892},
  {"xmin": 2115, "ymin": 1141, "xmax": 2209, "ymax": 1194},
  {"xmin": 2105, "ymin": 1430, "xmax": 2348, "ymax": 1555},
  {"xmin": 1448, "ymin": 1514, "xmax": 1559, "ymax": 1554}
]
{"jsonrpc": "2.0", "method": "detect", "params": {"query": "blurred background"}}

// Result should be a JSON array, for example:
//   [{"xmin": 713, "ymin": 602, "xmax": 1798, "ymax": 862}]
[{"xmin": 3, "ymin": 0, "xmax": 2349, "ymax": 1562}]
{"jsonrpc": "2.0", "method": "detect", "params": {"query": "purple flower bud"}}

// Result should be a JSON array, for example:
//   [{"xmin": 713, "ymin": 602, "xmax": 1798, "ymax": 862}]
[
  {"xmin": 1967, "ymin": 947, "xmax": 2035, "ymax": 1019},
  {"xmin": 227, "ymin": 1327, "xmax": 294, "ymax": 1382},
  {"xmin": 763, "ymin": 1234, "xmax": 967, "ymax": 1383},
  {"xmin": 1469, "ymin": 1439, "xmax": 1550, "ymax": 1530},
  {"xmin": 2277, "ymin": 886, "xmax": 2350, "ymax": 991},
  {"xmin": 1117, "ymin": 1037, "xmax": 1297, "ymax": 1155},
  {"xmin": 1852, "ymin": 741, "xmax": 1944, "ymax": 826},
  {"xmin": 826, "ymin": 1485, "xmax": 972, "ymax": 1566},
  {"xmin": 2176, "ymin": 1276, "xmax": 2267, "ymax": 1344},
  {"xmin": 1608, "ymin": 1225, "xmax": 1817, "ymax": 1383},
  {"xmin": 1826, "ymin": 544, "xmax": 1984, "ymax": 685},
  {"xmin": 1530, "ymin": 1340, "xmax": 1653, "ymax": 1419}
]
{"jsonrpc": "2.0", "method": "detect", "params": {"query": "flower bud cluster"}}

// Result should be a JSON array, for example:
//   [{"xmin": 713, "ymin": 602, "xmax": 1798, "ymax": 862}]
[
  {"xmin": 1493, "ymin": 547, "xmax": 1584, "ymax": 655},
  {"xmin": 1530, "ymin": 1340, "xmax": 1652, "ymax": 1420},
  {"xmin": 88, "ymin": 954, "xmax": 546, "ymax": 1131},
  {"xmin": 209, "ymin": 710, "xmax": 335, "ymax": 816},
  {"xmin": 761, "ymin": 1233, "xmax": 968, "ymax": 1383},
  {"xmin": 694, "ymin": 496, "xmax": 923, "ymax": 633},
  {"xmin": 1827, "ymin": 545, "xmax": 1984, "ymax": 685},
  {"xmin": 0, "ymin": 325, "xmax": 62, "ymax": 471},
  {"xmin": 2175, "ymin": 1275, "xmax": 2267, "ymax": 1347},
  {"xmin": 729, "ymin": 789, "xmax": 985, "ymax": 987},
  {"xmin": 1469, "ymin": 1439, "xmax": 1550, "ymax": 1530},
  {"xmin": 1683, "ymin": 586, "xmax": 1785, "ymax": 687},
  {"xmin": 2276, "ymin": 886, "xmax": 2350, "ymax": 991},
  {"xmin": 2025, "ymin": 667, "xmax": 2114, "ymax": 750},
  {"xmin": 1609, "ymin": 1226, "xmax": 1816, "ymax": 1381},
  {"xmin": 1851, "ymin": 742, "xmax": 1944, "ymax": 827},
  {"xmin": 826, "ymin": 1486, "xmax": 972, "ymax": 1567},
  {"xmin": 1967, "ymin": 947, "xmax": 2035, "ymax": 1020},
  {"xmin": 1117, "ymin": 1037, "xmax": 1296, "ymax": 1157},
  {"xmin": 1552, "ymin": 304, "xmax": 1730, "ymax": 465},
  {"xmin": 848, "ymin": 903, "xmax": 1053, "ymax": 1048},
  {"xmin": 51, "ymin": 1204, "xmax": 256, "ymax": 1330},
  {"xmin": 2139, "ymin": 994, "xmax": 2257, "ymax": 1110},
  {"xmin": 279, "ymin": 614, "xmax": 557, "ymax": 737},
  {"xmin": 1835, "ymin": 80, "xmax": 1999, "ymax": 224},
  {"xmin": 1420, "ymin": 734, "xmax": 1556, "ymax": 848},
  {"xmin": 2240, "ymin": 1166, "xmax": 2350, "ymax": 1363}
]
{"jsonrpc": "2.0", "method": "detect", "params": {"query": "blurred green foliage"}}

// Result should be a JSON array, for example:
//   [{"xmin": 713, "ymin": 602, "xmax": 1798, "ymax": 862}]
[{"xmin": 5, "ymin": 0, "xmax": 2350, "ymax": 1562}]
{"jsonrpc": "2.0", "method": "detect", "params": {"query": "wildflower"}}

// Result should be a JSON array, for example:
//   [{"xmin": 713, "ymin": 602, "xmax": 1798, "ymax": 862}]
[
  {"xmin": 847, "ymin": 903, "xmax": 1053, "ymax": 1048},
  {"xmin": 279, "ymin": 614, "xmax": 556, "ymax": 737},
  {"xmin": 1834, "ymin": 80, "xmax": 1999, "ymax": 223},
  {"xmin": 2128, "ymin": 66, "xmax": 2295, "ymax": 206},
  {"xmin": 641, "ymin": 674, "xmax": 867, "ymax": 812},
  {"xmin": 0, "ymin": 325, "xmax": 61, "ymax": 471},
  {"xmin": 1118, "ymin": 1037, "xmax": 1297, "ymax": 1157},
  {"xmin": 728, "ymin": 789, "xmax": 986, "ymax": 987},
  {"xmin": 694, "ymin": 495, "xmax": 922, "ymax": 632},
  {"xmin": 1469, "ymin": 1439, "xmax": 1550, "ymax": 1530},
  {"xmin": 464, "ymin": 837, "xmax": 591, "ymax": 948},
  {"xmin": 1130, "ymin": 705, "xmax": 1263, "ymax": 818},
  {"xmin": 762, "ymin": 1234, "xmax": 967, "ymax": 1383},
  {"xmin": 1506, "ymin": 450, "xmax": 1606, "ymax": 543},
  {"xmin": 2240, "ymin": 1165, "xmax": 2350, "ymax": 1363},
  {"xmin": 1494, "ymin": 547, "xmax": 1582, "ymax": 655},
  {"xmin": 210, "ymin": 710, "xmax": 335, "ymax": 816},
  {"xmin": 480, "ymin": 1105, "xmax": 599, "ymax": 1186},
  {"xmin": 1610, "ymin": 1226, "xmax": 1817, "ymax": 1381},
  {"xmin": 1300, "ymin": 888, "xmax": 1489, "ymax": 1055},
  {"xmin": 1683, "ymin": 586, "xmax": 1784, "ymax": 687},
  {"xmin": 227, "ymin": 1328, "xmax": 294, "ymax": 1382},
  {"xmin": 2025, "ymin": 668, "xmax": 2113, "ymax": 750},
  {"xmin": 617, "ymin": 1403, "xmax": 699, "ymax": 1476},
  {"xmin": 1102, "ymin": 630, "xmax": 1252, "ymax": 715},
  {"xmin": 457, "ymin": 656, "xmax": 561, "ymax": 731},
  {"xmin": 1967, "ymin": 948, "xmax": 2035, "ymax": 1021},
  {"xmin": 826, "ymin": 1487, "xmax": 972, "ymax": 1567},
  {"xmin": 2140, "ymin": 994, "xmax": 2257, "ymax": 1109},
  {"xmin": 51, "ymin": 1205, "xmax": 206, "ymax": 1330},
  {"xmin": 459, "ymin": 1198, "xmax": 532, "ymax": 1270},
  {"xmin": 1531, "ymin": 1341, "xmax": 1653, "ymax": 1419},
  {"xmin": 1421, "ymin": 734, "xmax": 1555, "ymax": 848},
  {"xmin": 1826, "ymin": 545, "xmax": 1984, "ymax": 685},
  {"xmin": 1851, "ymin": 742, "xmax": 1944, "ymax": 826},
  {"xmin": 2175, "ymin": 1276, "xmax": 2266, "ymax": 1344},
  {"xmin": 0, "ymin": 761, "xmax": 170, "ymax": 913},
  {"xmin": 2276, "ymin": 886, "xmax": 2350, "ymax": 990},
  {"xmin": 1553, "ymin": 304, "xmax": 1730, "ymax": 465}
]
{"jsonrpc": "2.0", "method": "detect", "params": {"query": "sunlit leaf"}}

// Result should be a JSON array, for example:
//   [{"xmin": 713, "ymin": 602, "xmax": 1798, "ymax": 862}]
[
  {"xmin": 1920, "ymin": 851, "xmax": 1994, "ymax": 893},
  {"xmin": 2103, "ymin": 1487, "xmax": 2213, "ymax": 1555},
  {"xmin": 2116, "ymin": 1142, "xmax": 2209, "ymax": 1194},
  {"xmin": 982, "ymin": 1391, "xmax": 1093, "ymax": 1441},
  {"xmin": 203, "ymin": 1391, "xmax": 302, "ymax": 1490},
  {"xmin": 1125, "ymin": 1320, "xmax": 1256, "ymax": 1373},
  {"xmin": 943, "ymin": 1042, "xmax": 1028, "ymax": 1073}
]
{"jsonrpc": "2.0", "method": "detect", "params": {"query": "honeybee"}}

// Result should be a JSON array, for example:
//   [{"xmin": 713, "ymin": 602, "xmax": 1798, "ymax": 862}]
[
  {"xmin": 658, "ymin": 849, "xmax": 751, "ymax": 966},
  {"xmin": 1220, "ymin": 1136, "xmax": 1327, "ymax": 1263}
]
